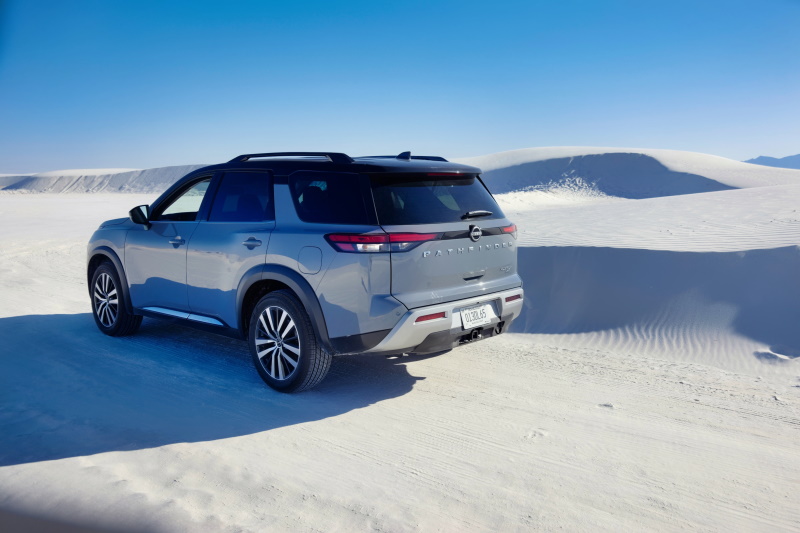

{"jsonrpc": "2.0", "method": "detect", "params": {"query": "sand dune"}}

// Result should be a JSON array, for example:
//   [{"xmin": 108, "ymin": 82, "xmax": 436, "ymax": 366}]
[
  {"xmin": 0, "ymin": 165, "xmax": 205, "ymax": 194},
  {"xmin": 1, "ymin": 148, "xmax": 799, "ymax": 531},
  {"xmin": 458, "ymin": 146, "xmax": 800, "ymax": 191},
  {"xmin": 4, "ymin": 146, "xmax": 798, "ymax": 196}
]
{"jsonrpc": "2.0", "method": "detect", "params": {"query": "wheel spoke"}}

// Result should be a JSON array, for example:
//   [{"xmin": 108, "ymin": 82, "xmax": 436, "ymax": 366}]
[
  {"xmin": 279, "ymin": 309, "xmax": 290, "ymax": 333},
  {"xmin": 257, "ymin": 345, "xmax": 277, "ymax": 359},
  {"xmin": 283, "ymin": 342, "xmax": 300, "ymax": 356},
  {"xmin": 255, "ymin": 337, "xmax": 276, "ymax": 346},
  {"xmin": 266, "ymin": 309, "xmax": 278, "ymax": 336},
  {"xmin": 276, "ymin": 351, "xmax": 285, "ymax": 379},
  {"xmin": 281, "ymin": 350, "xmax": 298, "ymax": 369},
  {"xmin": 258, "ymin": 314, "xmax": 269, "ymax": 337},
  {"xmin": 281, "ymin": 318, "xmax": 295, "ymax": 339}
]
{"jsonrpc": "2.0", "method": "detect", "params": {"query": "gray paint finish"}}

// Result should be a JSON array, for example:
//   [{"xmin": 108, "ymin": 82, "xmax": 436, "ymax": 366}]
[{"xmin": 87, "ymin": 156, "xmax": 521, "ymax": 356}]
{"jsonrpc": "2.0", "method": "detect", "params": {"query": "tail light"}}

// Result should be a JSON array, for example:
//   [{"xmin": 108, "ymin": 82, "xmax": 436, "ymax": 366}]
[
  {"xmin": 325, "ymin": 234, "xmax": 389, "ymax": 253},
  {"xmin": 325, "ymin": 232, "xmax": 440, "ymax": 253},
  {"xmin": 501, "ymin": 224, "xmax": 517, "ymax": 239}
]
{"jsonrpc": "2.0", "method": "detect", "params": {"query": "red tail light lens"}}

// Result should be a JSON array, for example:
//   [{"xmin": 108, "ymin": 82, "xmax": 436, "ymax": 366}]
[
  {"xmin": 388, "ymin": 232, "xmax": 439, "ymax": 251},
  {"xmin": 501, "ymin": 224, "xmax": 518, "ymax": 239},
  {"xmin": 325, "ymin": 232, "xmax": 440, "ymax": 253},
  {"xmin": 325, "ymin": 233, "xmax": 389, "ymax": 253}
]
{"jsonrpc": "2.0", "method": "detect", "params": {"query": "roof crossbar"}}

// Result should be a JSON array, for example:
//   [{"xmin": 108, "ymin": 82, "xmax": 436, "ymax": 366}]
[{"xmin": 229, "ymin": 152, "xmax": 354, "ymax": 164}]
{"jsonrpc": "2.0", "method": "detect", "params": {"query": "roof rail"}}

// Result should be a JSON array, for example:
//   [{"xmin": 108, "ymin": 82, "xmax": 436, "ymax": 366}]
[{"xmin": 229, "ymin": 152, "xmax": 354, "ymax": 164}]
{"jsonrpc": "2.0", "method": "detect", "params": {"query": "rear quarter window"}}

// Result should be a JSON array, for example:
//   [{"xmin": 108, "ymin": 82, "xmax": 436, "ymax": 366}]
[{"xmin": 370, "ymin": 174, "xmax": 504, "ymax": 225}]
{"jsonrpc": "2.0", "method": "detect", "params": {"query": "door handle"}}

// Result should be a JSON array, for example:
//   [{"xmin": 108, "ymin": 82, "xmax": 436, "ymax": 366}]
[
  {"xmin": 169, "ymin": 237, "xmax": 185, "ymax": 246},
  {"xmin": 242, "ymin": 237, "xmax": 262, "ymax": 249}
]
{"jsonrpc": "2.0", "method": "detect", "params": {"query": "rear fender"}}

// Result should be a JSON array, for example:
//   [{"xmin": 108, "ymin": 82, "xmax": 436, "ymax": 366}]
[{"xmin": 237, "ymin": 264, "xmax": 333, "ymax": 353}]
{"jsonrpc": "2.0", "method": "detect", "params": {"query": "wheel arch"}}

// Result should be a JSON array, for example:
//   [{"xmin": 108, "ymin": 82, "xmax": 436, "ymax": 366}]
[
  {"xmin": 87, "ymin": 246, "xmax": 134, "ymax": 314},
  {"xmin": 237, "ymin": 265, "xmax": 333, "ymax": 353}
]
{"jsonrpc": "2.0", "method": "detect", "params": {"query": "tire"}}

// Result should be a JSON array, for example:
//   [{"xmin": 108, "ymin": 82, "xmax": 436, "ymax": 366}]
[
  {"xmin": 90, "ymin": 262, "xmax": 142, "ymax": 336},
  {"xmin": 248, "ymin": 290, "xmax": 332, "ymax": 393}
]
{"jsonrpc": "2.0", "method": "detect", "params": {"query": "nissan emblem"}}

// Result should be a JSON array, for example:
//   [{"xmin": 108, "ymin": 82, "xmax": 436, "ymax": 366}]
[{"xmin": 469, "ymin": 225, "xmax": 482, "ymax": 242}]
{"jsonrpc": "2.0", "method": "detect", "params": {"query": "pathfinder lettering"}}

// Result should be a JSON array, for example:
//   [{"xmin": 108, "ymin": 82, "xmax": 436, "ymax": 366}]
[{"xmin": 423, "ymin": 241, "xmax": 513, "ymax": 258}]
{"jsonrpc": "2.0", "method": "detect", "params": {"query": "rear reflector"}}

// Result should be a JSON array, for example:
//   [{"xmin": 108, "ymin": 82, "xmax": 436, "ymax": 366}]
[
  {"xmin": 505, "ymin": 294, "xmax": 522, "ymax": 303},
  {"xmin": 415, "ymin": 311, "xmax": 446, "ymax": 323}
]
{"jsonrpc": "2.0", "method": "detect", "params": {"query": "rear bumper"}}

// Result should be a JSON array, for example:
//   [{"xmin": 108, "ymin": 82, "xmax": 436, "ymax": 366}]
[{"xmin": 364, "ymin": 287, "xmax": 524, "ymax": 355}]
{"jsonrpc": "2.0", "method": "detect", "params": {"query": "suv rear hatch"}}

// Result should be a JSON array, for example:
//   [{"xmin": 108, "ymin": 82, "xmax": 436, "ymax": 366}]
[{"xmin": 370, "ymin": 173, "xmax": 522, "ymax": 309}]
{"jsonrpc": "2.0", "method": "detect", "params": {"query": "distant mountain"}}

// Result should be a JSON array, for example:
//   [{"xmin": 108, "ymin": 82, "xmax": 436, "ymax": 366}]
[{"xmin": 744, "ymin": 154, "xmax": 800, "ymax": 170}]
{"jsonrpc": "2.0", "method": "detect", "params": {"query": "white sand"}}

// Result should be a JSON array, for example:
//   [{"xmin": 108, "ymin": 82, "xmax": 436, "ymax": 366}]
[{"xmin": 1, "ymin": 148, "xmax": 799, "ymax": 532}]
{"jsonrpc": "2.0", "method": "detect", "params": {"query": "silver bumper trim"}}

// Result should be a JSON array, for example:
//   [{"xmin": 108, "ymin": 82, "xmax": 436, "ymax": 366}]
[{"xmin": 365, "ymin": 287, "xmax": 524, "ymax": 354}]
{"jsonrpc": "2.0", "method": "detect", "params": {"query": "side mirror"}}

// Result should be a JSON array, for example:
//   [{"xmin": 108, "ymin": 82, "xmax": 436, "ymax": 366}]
[{"xmin": 129, "ymin": 205, "xmax": 151, "ymax": 229}]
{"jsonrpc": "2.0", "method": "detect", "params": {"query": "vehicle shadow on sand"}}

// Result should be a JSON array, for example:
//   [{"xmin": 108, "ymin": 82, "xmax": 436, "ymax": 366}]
[{"xmin": 0, "ymin": 314, "xmax": 430, "ymax": 467}]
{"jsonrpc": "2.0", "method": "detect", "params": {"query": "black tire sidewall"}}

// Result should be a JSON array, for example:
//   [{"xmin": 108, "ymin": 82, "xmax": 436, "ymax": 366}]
[{"xmin": 248, "ymin": 291, "xmax": 317, "ymax": 392}]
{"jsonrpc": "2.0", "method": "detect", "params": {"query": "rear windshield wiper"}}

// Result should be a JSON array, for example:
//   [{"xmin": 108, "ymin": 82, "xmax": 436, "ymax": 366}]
[{"xmin": 461, "ymin": 210, "xmax": 493, "ymax": 219}]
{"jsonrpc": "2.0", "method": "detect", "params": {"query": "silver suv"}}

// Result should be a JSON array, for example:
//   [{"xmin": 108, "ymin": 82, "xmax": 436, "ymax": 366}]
[{"xmin": 87, "ymin": 152, "xmax": 524, "ymax": 392}]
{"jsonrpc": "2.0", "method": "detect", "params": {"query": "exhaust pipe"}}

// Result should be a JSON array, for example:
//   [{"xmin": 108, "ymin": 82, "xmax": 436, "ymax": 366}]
[{"xmin": 469, "ymin": 328, "xmax": 482, "ymax": 341}]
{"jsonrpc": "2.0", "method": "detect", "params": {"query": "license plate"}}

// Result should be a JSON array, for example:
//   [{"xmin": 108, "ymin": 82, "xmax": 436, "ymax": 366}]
[{"xmin": 460, "ymin": 304, "xmax": 495, "ymax": 330}]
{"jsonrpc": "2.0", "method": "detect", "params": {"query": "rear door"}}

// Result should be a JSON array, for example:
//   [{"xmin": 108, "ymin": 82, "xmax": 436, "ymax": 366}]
[
  {"xmin": 371, "ymin": 173, "xmax": 521, "ymax": 309},
  {"xmin": 186, "ymin": 170, "xmax": 275, "ymax": 327}
]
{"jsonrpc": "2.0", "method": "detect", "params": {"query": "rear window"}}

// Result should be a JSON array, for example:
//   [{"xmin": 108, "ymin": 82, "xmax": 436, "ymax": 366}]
[
  {"xmin": 289, "ymin": 171, "xmax": 372, "ymax": 225},
  {"xmin": 370, "ymin": 174, "xmax": 504, "ymax": 225}
]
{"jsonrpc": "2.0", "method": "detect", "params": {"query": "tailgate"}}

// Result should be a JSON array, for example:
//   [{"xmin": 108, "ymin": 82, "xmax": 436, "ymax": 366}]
[{"xmin": 370, "ymin": 173, "xmax": 522, "ymax": 309}]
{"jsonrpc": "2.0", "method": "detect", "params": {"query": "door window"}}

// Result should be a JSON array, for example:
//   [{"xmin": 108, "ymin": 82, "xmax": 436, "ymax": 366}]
[
  {"xmin": 158, "ymin": 178, "xmax": 212, "ymax": 221},
  {"xmin": 208, "ymin": 172, "xmax": 273, "ymax": 222}
]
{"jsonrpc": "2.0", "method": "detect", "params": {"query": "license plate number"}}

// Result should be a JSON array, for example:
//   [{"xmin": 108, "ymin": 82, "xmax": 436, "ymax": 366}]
[{"xmin": 460, "ymin": 304, "xmax": 494, "ymax": 330}]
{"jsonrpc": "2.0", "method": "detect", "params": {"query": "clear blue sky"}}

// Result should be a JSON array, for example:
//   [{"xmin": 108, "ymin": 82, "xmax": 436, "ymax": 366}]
[{"xmin": 1, "ymin": 0, "xmax": 798, "ymax": 173}]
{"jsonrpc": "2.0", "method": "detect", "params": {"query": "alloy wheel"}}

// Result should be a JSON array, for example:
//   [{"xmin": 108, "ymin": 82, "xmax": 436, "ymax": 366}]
[
  {"xmin": 94, "ymin": 272, "xmax": 118, "ymax": 327},
  {"xmin": 255, "ymin": 306, "xmax": 301, "ymax": 380}
]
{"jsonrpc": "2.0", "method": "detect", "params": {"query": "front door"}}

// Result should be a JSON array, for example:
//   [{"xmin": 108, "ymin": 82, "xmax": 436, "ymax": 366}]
[{"xmin": 126, "ymin": 177, "xmax": 213, "ymax": 312}]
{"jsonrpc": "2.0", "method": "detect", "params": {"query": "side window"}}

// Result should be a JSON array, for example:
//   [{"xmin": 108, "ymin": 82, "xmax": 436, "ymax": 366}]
[
  {"xmin": 289, "ymin": 171, "xmax": 370, "ymax": 224},
  {"xmin": 208, "ymin": 171, "xmax": 273, "ymax": 222},
  {"xmin": 158, "ymin": 178, "xmax": 212, "ymax": 221}
]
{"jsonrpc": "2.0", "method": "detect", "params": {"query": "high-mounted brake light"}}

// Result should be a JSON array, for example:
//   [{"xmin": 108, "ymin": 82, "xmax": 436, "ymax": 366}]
[
  {"xmin": 325, "ymin": 232, "xmax": 440, "ymax": 253},
  {"xmin": 501, "ymin": 224, "xmax": 518, "ymax": 239},
  {"xmin": 426, "ymin": 172, "xmax": 462, "ymax": 176}
]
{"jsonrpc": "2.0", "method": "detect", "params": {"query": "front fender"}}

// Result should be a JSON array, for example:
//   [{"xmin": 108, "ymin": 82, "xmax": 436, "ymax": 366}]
[{"xmin": 87, "ymin": 246, "xmax": 134, "ymax": 314}]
